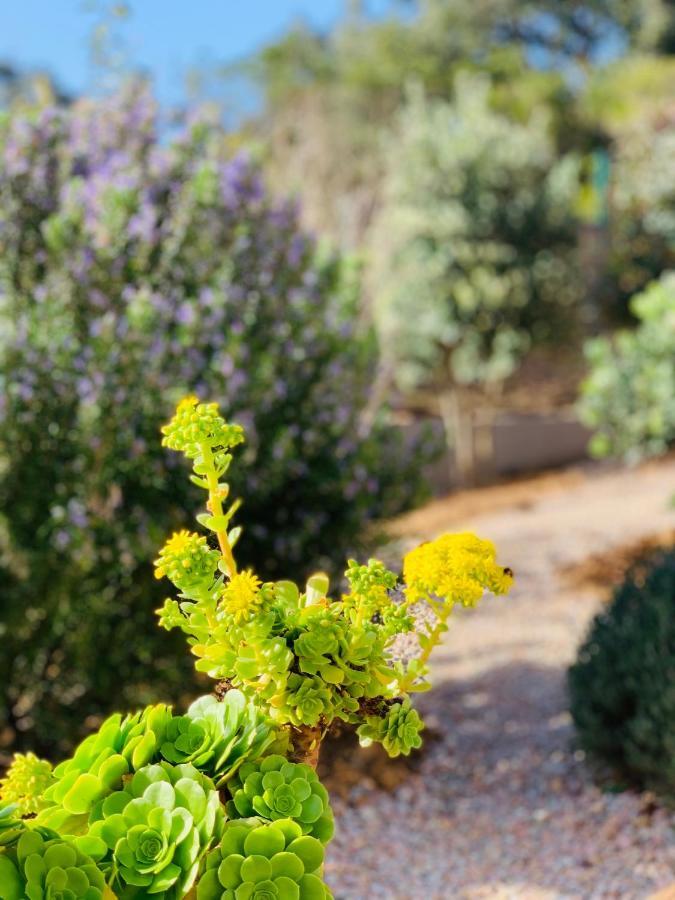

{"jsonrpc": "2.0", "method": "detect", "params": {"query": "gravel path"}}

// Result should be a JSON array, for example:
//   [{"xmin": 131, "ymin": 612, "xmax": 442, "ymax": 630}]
[{"xmin": 327, "ymin": 459, "xmax": 675, "ymax": 900}]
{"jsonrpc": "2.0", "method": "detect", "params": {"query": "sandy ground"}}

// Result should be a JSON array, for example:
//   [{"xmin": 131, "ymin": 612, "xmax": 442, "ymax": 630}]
[{"xmin": 327, "ymin": 458, "xmax": 675, "ymax": 900}]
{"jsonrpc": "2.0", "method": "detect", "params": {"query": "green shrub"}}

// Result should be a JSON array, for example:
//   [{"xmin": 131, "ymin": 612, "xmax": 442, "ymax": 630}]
[
  {"xmin": 579, "ymin": 272, "xmax": 675, "ymax": 460},
  {"xmin": 569, "ymin": 548, "xmax": 675, "ymax": 794},
  {"xmin": 0, "ymin": 85, "xmax": 429, "ymax": 755}
]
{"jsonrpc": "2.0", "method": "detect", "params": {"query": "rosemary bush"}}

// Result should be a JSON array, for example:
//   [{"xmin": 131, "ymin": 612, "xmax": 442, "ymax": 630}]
[
  {"xmin": 569, "ymin": 549, "xmax": 675, "ymax": 795},
  {"xmin": 0, "ymin": 396, "xmax": 512, "ymax": 897},
  {"xmin": 0, "ymin": 85, "xmax": 428, "ymax": 754}
]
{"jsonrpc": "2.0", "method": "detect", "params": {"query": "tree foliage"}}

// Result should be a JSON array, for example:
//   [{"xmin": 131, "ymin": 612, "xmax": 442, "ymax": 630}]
[{"xmin": 370, "ymin": 75, "xmax": 581, "ymax": 391}]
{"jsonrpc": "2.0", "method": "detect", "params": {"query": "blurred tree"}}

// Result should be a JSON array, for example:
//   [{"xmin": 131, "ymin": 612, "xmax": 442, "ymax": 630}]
[
  {"xmin": 244, "ymin": 2, "xmax": 587, "ymax": 253},
  {"xmin": 578, "ymin": 54, "xmax": 675, "ymax": 319},
  {"xmin": 0, "ymin": 63, "xmax": 69, "ymax": 110},
  {"xmin": 369, "ymin": 75, "xmax": 581, "ymax": 478}
]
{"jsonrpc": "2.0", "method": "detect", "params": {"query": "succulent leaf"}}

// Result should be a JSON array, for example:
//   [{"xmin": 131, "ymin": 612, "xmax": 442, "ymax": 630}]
[
  {"xmin": 197, "ymin": 818, "xmax": 332, "ymax": 900},
  {"xmin": 226, "ymin": 756, "xmax": 334, "ymax": 843}
]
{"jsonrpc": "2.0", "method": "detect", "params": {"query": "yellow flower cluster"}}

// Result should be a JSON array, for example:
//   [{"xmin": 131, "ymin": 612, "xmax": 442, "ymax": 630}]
[
  {"xmin": 154, "ymin": 529, "xmax": 219, "ymax": 590},
  {"xmin": 161, "ymin": 395, "xmax": 244, "ymax": 459},
  {"xmin": 0, "ymin": 752, "xmax": 53, "ymax": 816},
  {"xmin": 403, "ymin": 532, "xmax": 513, "ymax": 607},
  {"xmin": 221, "ymin": 570, "xmax": 264, "ymax": 622}
]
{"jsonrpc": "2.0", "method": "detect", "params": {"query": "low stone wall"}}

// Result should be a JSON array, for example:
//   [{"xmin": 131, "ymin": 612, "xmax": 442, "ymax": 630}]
[{"xmin": 402, "ymin": 406, "xmax": 592, "ymax": 495}]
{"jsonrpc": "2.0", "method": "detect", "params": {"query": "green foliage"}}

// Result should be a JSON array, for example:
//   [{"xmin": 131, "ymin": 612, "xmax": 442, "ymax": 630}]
[
  {"xmin": 580, "ymin": 272, "xmax": 675, "ymax": 459},
  {"xmin": 197, "ymin": 818, "xmax": 331, "ymax": 900},
  {"xmin": 226, "ymin": 755, "xmax": 334, "ymax": 843},
  {"xmin": 371, "ymin": 75, "xmax": 580, "ymax": 390},
  {"xmin": 35, "ymin": 705, "xmax": 172, "ymax": 833},
  {"xmin": 159, "ymin": 693, "xmax": 278, "ymax": 785},
  {"xmin": 609, "ymin": 108, "xmax": 675, "ymax": 314},
  {"xmin": 0, "ymin": 829, "xmax": 106, "ymax": 900},
  {"xmin": 580, "ymin": 55, "xmax": 675, "ymax": 134},
  {"xmin": 569, "ymin": 549, "xmax": 675, "ymax": 795},
  {"xmin": 0, "ymin": 804, "xmax": 30, "ymax": 849},
  {"xmin": 88, "ymin": 762, "xmax": 223, "ymax": 897},
  {"xmin": 357, "ymin": 699, "xmax": 424, "ymax": 758}
]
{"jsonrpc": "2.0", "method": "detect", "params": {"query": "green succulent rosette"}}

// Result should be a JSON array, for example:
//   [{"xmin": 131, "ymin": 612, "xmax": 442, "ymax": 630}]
[
  {"xmin": 36, "ymin": 704, "xmax": 172, "ymax": 833},
  {"xmin": 196, "ymin": 817, "xmax": 332, "ymax": 900},
  {"xmin": 160, "ymin": 692, "xmax": 277, "ymax": 785},
  {"xmin": 87, "ymin": 761, "xmax": 223, "ymax": 897},
  {"xmin": 293, "ymin": 618, "xmax": 345, "ymax": 686},
  {"xmin": 0, "ymin": 829, "xmax": 106, "ymax": 899},
  {"xmin": 226, "ymin": 756, "xmax": 334, "ymax": 844},
  {"xmin": 270, "ymin": 675, "xmax": 333, "ymax": 728},
  {"xmin": 357, "ymin": 699, "xmax": 424, "ymax": 758}
]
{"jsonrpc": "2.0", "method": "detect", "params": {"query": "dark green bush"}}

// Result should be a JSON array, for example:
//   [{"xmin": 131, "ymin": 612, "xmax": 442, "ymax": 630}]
[{"xmin": 569, "ymin": 549, "xmax": 675, "ymax": 795}]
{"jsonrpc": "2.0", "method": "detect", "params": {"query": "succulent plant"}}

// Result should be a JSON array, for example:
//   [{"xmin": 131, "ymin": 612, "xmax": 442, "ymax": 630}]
[
  {"xmin": 0, "ymin": 753, "xmax": 54, "ymax": 816},
  {"xmin": 271, "ymin": 676, "xmax": 334, "ymax": 729},
  {"xmin": 160, "ymin": 397, "xmax": 245, "ymax": 462},
  {"xmin": 87, "ymin": 761, "xmax": 223, "ymax": 897},
  {"xmin": 0, "ymin": 829, "xmax": 106, "ymax": 899},
  {"xmin": 36, "ymin": 704, "xmax": 172, "ymax": 833},
  {"xmin": 154, "ymin": 530, "xmax": 221, "ymax": 597},
  {"xmin": 196, "ymin": 817, "xmax": 332, "ymax": 900},
  {"xmin": 226, "ymin": 756, "xmax": 334, "ymax": 843},
  {"xmin": 357, "ymin": 699, "xmax": 424, "ymax": 758},
  {"xmin": 0, "ymin": 395, "xmax": 513, "ymax": 897},
  {"xmin": 0, "ymin": 804, "xmax": 27, "ymax": 849},
  {"xmin": 160, "ymin": 692, "xmax": 277, "ymax": 784}
]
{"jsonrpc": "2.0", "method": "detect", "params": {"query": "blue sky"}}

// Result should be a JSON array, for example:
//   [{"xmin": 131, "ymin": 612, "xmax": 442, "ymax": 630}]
[{"xmin": 0, "ymin": 1, "xmax": 394, "ymax": 107}]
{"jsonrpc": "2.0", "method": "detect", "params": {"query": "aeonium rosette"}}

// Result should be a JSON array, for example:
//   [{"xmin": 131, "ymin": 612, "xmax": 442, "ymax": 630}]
[
  {"xmin": 226, "ymin": 755, "xmax": 334, "ymax": 843},
  {"xmin": 87, "ymin": 762, "xmax": 223, "ymax": 897},
  {"xmin": 197, "ymin": 818, "xmax": 332, "ymax": 900},
  {"xmin": 0, "ymin": 830, "xmax": 107, "ymax": 899}
]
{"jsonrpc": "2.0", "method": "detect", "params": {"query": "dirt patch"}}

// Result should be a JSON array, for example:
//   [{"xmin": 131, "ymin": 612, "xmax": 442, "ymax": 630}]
[
  {"xmin": 561, "ymin": 528, "xmax": 675, "ymax": 597},
  {"xmin": 387, "ymin": 467, "xmax": 587, "ymax": 540}
]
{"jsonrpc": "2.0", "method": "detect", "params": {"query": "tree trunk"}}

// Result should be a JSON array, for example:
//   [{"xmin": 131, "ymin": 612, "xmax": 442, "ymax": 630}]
[
  {"xmin": 289, "ymin": 724, "xmax": 323, "ymax": 769},
  {"xmin": 439, "ymin": 387, "xmax": 475, "ymax": 487}
]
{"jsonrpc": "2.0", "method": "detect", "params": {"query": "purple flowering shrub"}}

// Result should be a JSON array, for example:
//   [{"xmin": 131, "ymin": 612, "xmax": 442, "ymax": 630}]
[{"xmin": 0, "ymin": 85, "xmax": 428, "ymax": 754}]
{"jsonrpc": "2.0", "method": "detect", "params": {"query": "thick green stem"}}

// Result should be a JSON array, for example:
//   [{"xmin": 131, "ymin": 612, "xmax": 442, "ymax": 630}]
[{"xmin": 200, "ymin": 442, "xmax": 237, "ymax": 577}]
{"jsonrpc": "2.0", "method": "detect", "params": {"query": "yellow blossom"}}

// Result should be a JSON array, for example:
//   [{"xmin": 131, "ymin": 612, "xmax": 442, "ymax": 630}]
[
  {"xmin": 0, "ymin": 752, "xmax": 53, "ymax": 816},
  {"xmin": 164, "ymin": 529, "xmax": 192, "ymax": 555},
  {"xmin": 161, "ymin": 396, "xmax": 244, "ymax": 459},
  {"xmin": 403, "ymin": 532, "xmax": 513, "ymax": 608},
  {"xmin": 221, "ymin": 570, "xmax": 264, "ymax": 622},
  {"xmin": 176, "ymin": 394, "xmax": 199, "ymax": 413},
  {"xmin": 154, "ymin": 529, "xmax": 219, "ymax": 590}
]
